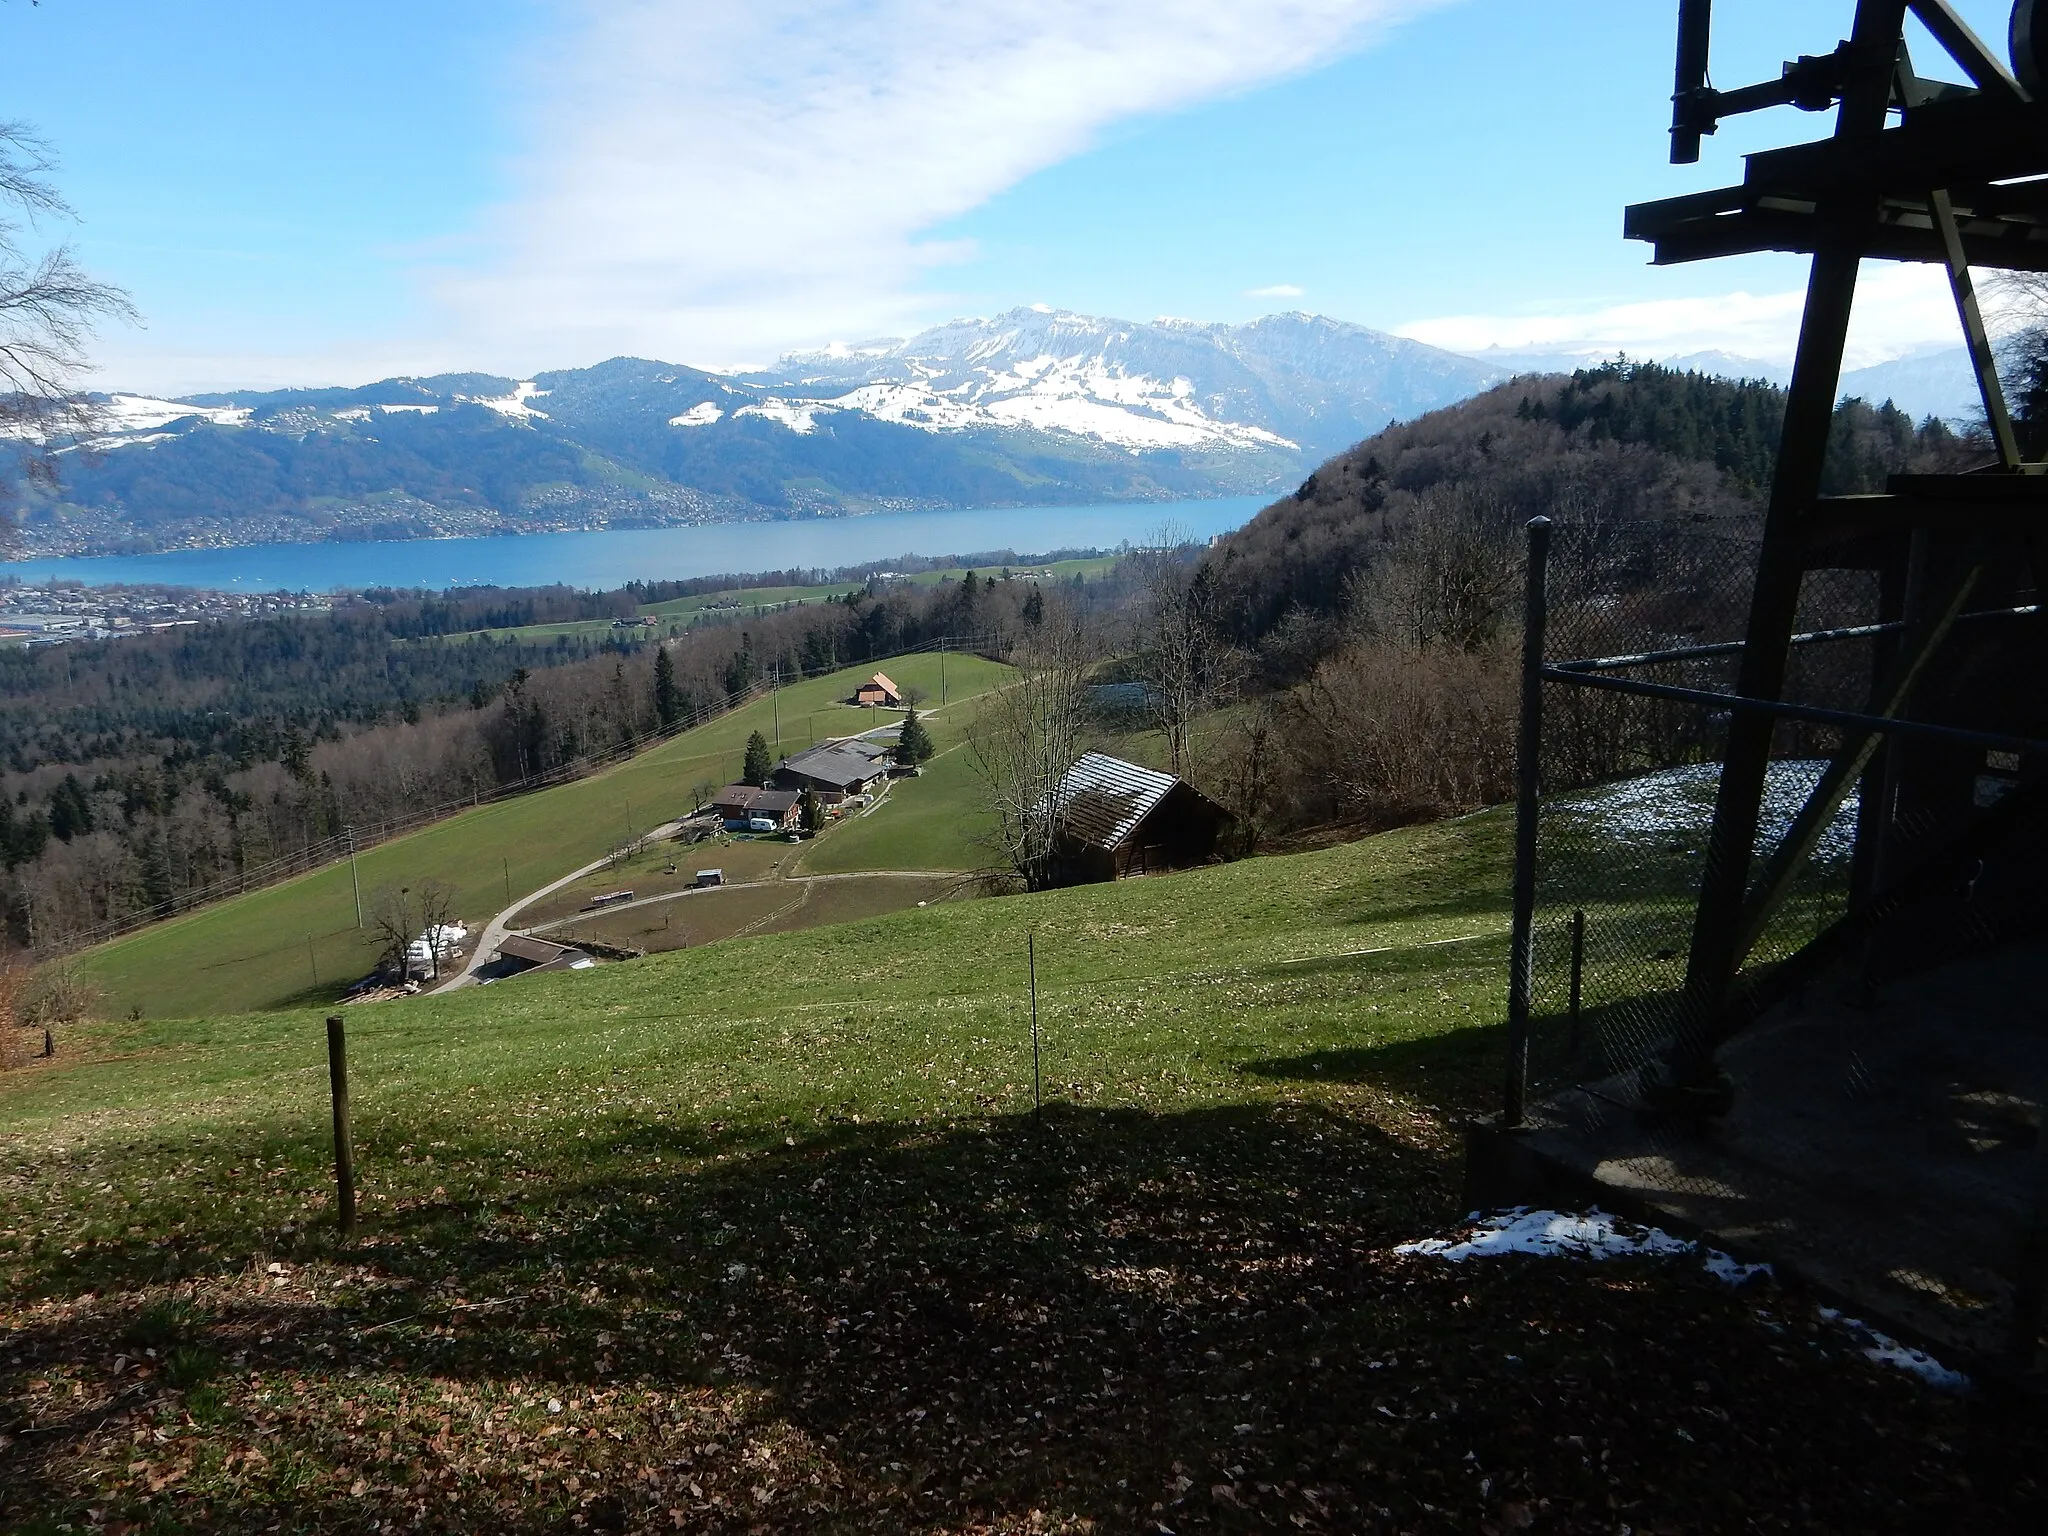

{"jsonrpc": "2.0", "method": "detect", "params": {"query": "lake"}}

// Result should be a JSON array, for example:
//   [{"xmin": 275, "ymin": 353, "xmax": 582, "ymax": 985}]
[{"xmin": 0, "ymin": 496, "xmax": 1271, "ymax": 593}]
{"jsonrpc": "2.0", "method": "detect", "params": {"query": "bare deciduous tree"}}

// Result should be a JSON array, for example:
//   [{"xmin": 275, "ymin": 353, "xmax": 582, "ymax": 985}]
[
  {"xmin": 970, "ymin": 599, "xmax": 1096, "ymax": 890},
  {"xmin": 1136, "ymin": 535, "xmax": 1241, "ymax": 778},
  {"xmin": 1, "ymin": 121, "xmax": 137, "ymax": 508}
]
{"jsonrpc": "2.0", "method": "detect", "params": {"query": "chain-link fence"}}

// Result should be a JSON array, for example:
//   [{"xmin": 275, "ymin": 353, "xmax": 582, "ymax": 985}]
[{"xmin": 1496, "ymin": 515, "xmax": 2048, "ymax": 1371}]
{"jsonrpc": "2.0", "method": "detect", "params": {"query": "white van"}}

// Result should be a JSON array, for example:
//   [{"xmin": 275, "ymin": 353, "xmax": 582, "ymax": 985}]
[{"xmin": 747, "ymin": 815, "xmax": 777, "ymax": 833}]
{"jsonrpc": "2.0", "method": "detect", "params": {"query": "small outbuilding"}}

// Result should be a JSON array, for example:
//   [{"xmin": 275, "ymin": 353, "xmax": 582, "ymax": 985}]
[
  {"xmin": 853, "ymin": 672, "xmax": 903, "ymax": 707},
  {"xmin": 492, "ymin": 934, "xmax": 597, "ymax": 976},
  {"xmin": 1039, "ymin": 752, "xmax": 1233, "ymax": 886}
]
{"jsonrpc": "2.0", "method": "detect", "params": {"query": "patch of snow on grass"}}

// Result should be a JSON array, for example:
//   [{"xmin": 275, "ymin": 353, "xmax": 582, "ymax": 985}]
[
  {"xmin": 1817, "ymin": 1308, "xmax": 1969, "ymax": 1391},
  {"xmin": 1399, "ymin": 1207, "xmax": 1770, "ymax": 1287},
  {"xmin": 668, "ymin": 401, "xmax": 724, "ymax": 428},
  {"xmin": 1553, "ymin": 761, "xmax": 1857, "ymax": 862}
]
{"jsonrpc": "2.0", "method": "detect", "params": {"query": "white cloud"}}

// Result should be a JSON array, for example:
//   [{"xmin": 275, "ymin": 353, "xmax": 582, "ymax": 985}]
[
  {"xmin": 1246, "ymin": 283, "xmax": 1306, "ymax": 299},
  {"xmin": 428, "ymin": 0, "xmax": 1452, "ymax": 373},
  {"xmin": 1397, "ymin": 263, "xmax": 1969, "ymax": 371}
]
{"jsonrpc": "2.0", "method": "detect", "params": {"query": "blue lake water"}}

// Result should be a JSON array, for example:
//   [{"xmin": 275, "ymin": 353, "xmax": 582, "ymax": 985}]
[{"xmin": 0, "ymin": 496, "xmax": 1270, "ymax": 593}]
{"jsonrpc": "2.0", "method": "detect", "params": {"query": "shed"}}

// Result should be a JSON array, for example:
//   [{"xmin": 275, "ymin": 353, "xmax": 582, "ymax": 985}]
[
  {"xmin": 853, "ymin": 672, "xmax": 903, "ymax": 707},
  {"xmin": 1038, "ymin": 752, "xmax": 1232, "ymax": 886},
  {"xmin": 695, "ymin": 868, "xmax": 724, "ymax": 888},
  {"xmin": 494, "ymin": 934, "xmax": 598, "ymax": 975},
  {"xmin": 770, "ymin": 742, "xmax": 890, "ymax": 801}
]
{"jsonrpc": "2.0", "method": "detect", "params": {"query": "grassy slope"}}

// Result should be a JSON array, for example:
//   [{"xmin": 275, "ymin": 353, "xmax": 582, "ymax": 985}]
[
  {"xmin": 74, "ymin": 652, "xmax": 1012, "ymax": 1021},
  {"xmin": 5, "ymin": 810, "xmax": 2020, "ymax": 1531},
  {"xmin": 794, "ymin": 725, "xmax": 993, "ymax": 875}
]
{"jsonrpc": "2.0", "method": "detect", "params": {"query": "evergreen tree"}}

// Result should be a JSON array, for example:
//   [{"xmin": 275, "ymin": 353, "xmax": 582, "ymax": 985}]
[
  {"xmin": 742, "ymin": 730, "xmax": 773, "ymax": 787},
  {"xmin": 49, "ymin": 774, "xmax": 93, "ymax": 842},
  {"xmin": 799, "ymin": 787, "xmax": 825, "ymax": 834},
  {"xmin": 1021, "ymin": 585, "xmax": 1045, "ymax": 627},
  {"xmin": 653, "ymin": 645, "xmax": 682, "ymax": 728},
  {"xmin": 895, "ymin": 708, "xmax": 935, "ymax": 766}
]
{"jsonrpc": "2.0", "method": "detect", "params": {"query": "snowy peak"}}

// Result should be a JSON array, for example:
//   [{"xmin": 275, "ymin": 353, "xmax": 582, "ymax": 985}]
[{"xmin": 763, "ymin": 307, "xmax": 1502, "ymax": 456}]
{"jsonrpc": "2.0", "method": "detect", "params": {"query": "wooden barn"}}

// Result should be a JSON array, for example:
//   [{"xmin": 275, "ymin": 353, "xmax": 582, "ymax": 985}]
[
  {"xmin": 1041, "ymin": 752, "xmax": 1231, "ymax": 886},
  {"xmin": 853, "ymin": 672, "xmax": 903, "ymax": 707}
]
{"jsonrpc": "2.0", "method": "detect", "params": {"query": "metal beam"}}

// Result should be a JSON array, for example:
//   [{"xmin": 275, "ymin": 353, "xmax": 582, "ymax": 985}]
[
  {"xmin": 1682, "ymin": 0, "xmax": 1908, "ymax": 1036},
  {"xmin": 1905, "ymin": 0, "xmax": 2028, "ymax": 102},
  {"xmin": 1931, "ymin": 186, "xmax": 2023, "ymax": 466},
  {"xmin": 1730, "ymin": 563, "xmax": 1981, "ymax": 967}
]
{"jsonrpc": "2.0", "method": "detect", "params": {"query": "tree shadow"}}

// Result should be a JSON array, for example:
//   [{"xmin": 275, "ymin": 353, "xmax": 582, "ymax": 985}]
[{"xmin": 3, "ymin": 1096, "xmax": 2033, "ymax": 1531}]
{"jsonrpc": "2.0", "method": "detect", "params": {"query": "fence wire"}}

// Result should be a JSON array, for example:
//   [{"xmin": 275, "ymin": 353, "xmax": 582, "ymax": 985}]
[{"xmin": 1511, "ymin": 517, "xmax": 2048, "ymax": 1370}]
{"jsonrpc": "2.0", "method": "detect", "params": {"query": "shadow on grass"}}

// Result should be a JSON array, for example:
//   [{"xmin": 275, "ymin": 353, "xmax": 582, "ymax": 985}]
[
  {"xmin": 4, "ymin": 1096, "xmax": 2037, "ymax": 1532},
  {"xmin": 1239, "ymin": 1022, "xmax": 1510, "ymax": 1114}
]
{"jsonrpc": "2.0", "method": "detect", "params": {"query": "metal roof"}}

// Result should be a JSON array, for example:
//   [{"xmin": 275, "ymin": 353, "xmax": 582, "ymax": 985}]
[
  {"xmin": 775, "ymin": 742, "xmax": 888, "ymax": 789},
  {"xmin": 498, "ymin": 934, "xmax": 578, "ymax": 966},
  {"xmin": 1049, "ymin": 752, "xmax": 1179, "ymax": 852}
]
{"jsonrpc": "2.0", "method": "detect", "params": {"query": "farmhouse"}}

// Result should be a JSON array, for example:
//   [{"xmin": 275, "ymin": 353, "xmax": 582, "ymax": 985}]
[
  {"xmin": 852, "ymin": 672, "xmax": 902, "ymax": 707},
  {"xmin": 1040, "ymin": 752, "xmax": 1232, "ymax": 885},
  {"xmin": 709, "ymin": 785, "xmax": 801, "ymax": 828},
  {"xmin": 770, "ymin": 742, "xmax": 891, "ymax": 801}
]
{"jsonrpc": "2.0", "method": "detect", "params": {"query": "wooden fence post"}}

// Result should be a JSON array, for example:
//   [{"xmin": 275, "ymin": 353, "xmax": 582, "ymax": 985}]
[{"xmin": 327, "ymin": 1015, "xmax": 356, "ymax": 1234}]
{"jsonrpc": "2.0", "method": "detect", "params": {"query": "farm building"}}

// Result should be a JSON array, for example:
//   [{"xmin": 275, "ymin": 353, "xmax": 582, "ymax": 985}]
[
  {"xmin": 1039, "ymin": 752, "xmax": 1232, "ymax": 885},
  {"xmin": 491, "ymin": 934, "xmax": 597, "ymax": 977},
  {"xmin": 709, "ymin": 785, "xmax": 801, "ymax": 828},
  {"xmin": 852, "ymin": 672, "xmax": 903, "ymax": 707},
  {"xmin": 770, "ymin": 742, "xmax": 891, "ymax": 801}
]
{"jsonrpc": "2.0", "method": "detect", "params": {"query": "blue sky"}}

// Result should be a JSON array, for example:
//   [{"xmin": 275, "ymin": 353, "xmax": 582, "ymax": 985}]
[{"xmin": 0, "ymin": 0, "xmax": 2013, "ymax": 392}]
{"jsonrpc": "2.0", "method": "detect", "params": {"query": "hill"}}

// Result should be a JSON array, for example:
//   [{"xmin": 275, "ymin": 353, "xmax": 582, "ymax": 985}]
[
  {"xmin": 1205, "ymin": 360, "xmax": 1983, "ymax": 648},
  {"xmin": 69, "ymin": 649, "xmax": 1012, "ymax": 1020},
  {"xmin": 9, "ymin": 311, "xmax": 1505, "ymax": 559},
  {"xmin": 2, "ymin": 806, "xmax": 2016, "ymax": 1530}
]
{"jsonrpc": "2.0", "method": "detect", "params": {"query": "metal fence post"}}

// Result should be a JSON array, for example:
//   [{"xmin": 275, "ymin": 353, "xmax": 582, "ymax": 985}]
[
  {"xmin": 1503, "ymin": 516, "xmax": 1553, "ymax": 1128},
  {"xmin": 1567, "ymin": 907, "xmax": 1586, "ymax": 1057},
  {"xmin": 327, "ymin": 1015, "xmax": 356, "ymax": 1234}
]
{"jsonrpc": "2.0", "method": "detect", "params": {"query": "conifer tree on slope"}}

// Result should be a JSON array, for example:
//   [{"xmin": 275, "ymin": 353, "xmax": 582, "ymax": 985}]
[
  {"xmin": 895, "ymin": 708, "xmax": 935, "ymax": 766},
  {"xmin": 743, "ymin": 730, "xmax": 773, "ymax": 787}
]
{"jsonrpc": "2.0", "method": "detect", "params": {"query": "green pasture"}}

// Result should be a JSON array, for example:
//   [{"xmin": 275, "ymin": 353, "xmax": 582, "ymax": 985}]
[
  {"xmin": 2, "ymin": 799, "xmax": 1995, "ymax": 1530},
  {"xmin": 73, "ymin": 651, "xmax": 1013, "ymax": 1021}
]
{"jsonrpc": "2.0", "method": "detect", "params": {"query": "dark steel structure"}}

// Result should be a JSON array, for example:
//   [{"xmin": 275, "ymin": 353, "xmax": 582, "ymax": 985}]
[{"xmin": 1473, "ymin": 1, "xmax": 2048, "ymax": 1373}]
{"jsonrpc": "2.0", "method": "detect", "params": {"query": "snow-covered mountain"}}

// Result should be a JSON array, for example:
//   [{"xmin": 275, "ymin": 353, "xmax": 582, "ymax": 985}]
[
  {"xmin": 760, "ymin": 307, "xmax": 1503, "ymax": 457},
  {"xmin": 13, "ymin": 304, "xmax": 1990, "ymax": 561}
]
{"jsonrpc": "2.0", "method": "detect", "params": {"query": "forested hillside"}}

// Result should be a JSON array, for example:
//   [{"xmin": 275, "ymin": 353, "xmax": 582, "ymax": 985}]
[
  {"xmin": 1154, "ymin": 362, "xmax": 1993, "ymax": 842},
  {"xmin": 1207, "ymin": 362, "xmax": 1977, "ymax": 650}
]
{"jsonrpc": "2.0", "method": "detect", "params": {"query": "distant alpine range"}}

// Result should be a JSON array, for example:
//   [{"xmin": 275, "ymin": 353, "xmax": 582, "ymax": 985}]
[{"xmin": 9, "ymin": 306, "xmax": 1979, "ymax": 559}]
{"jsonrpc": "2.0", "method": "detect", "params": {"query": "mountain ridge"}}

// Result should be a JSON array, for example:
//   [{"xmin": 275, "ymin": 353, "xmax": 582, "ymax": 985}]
[{"xmin": 6, "ymin": 308, "xmax": 1982, "ymax": 561}]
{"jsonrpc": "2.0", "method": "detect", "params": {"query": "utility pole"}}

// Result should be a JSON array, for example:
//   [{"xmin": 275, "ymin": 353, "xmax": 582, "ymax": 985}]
[
  {"xmin": 345, "ymin": 826, "xmax": 362, "ymax": 928},
  {"xmin": 940, "ymin": 642, "xmax": 947, "ymax": 706},
  {"xmin": 503, "ymin": 856, "xmax": 511, "ymax": 907},
  {"xmin": 772, "ymin": 664, "xmax": 782, "ymax": 750}
]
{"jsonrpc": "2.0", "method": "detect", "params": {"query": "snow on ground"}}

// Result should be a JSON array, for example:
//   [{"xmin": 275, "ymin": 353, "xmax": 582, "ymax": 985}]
[
  {"xmin": 1818, "ymin": 1308, "xmax": 1971, "ymax": 1391},
  {"xmin": 1551, "ymin": 761, "xmax": 1858, "ymax": 863},
  {"xmin": 99, "ymin": 394, "xmax": 252, "ymax": 432},
  {"xmin": 1399, "ymin": 1209, "xmax": 1967, "ymax": 1390},
  {"xmin": 733, "ymin": 398, "xmax": 822, "ymax": 434},
  {"xmin": 468, "ymin": 381, "xmax": 549, "ymax": 420},
  {"xmin": 1400, "ymin": 1207, "xmax": 1704, "ymax": 1264},
  {"xmin": 667, "ymin": 402, "xmax": 724, "ymax": 428},
  {"xmin": 378, "ymin": 403, "xmax": 440, "ymax": 415}
]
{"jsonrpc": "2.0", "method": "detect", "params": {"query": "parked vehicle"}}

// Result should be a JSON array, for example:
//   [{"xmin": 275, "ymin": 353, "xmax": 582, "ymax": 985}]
[{"xmin": 747, "ymin": 816, "xmax": 777, "ymax": 832}]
